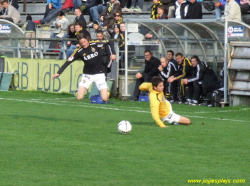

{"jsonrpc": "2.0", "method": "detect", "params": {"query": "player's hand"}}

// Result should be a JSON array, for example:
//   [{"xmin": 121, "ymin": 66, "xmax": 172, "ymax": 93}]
[
  {"xmin": 183, "ymin": 79, "xmax": 188, "ymax": 85},
  {"xmin": 110, "ymin": 54, "xmax": 116, "ymax": 61},
  {"xmin": 52, "ymin": 74, "xmax": 59, "ymax": 80},
  {"xmin": 136, "ymin": 72, "xmax": 142, "ymax": 79},
  {"xmin": 158, "ymin": 65, "xmax": 163, "ymax": 71}
]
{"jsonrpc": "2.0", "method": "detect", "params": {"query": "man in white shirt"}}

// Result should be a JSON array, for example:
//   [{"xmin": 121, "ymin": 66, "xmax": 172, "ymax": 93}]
[
  {"xmin": 0, "ymin": 0, "xmax": 21, "ymax": 24},
  {"xmin": 224, "ymin": 0, "xmax": 242, "ymax": 21}
]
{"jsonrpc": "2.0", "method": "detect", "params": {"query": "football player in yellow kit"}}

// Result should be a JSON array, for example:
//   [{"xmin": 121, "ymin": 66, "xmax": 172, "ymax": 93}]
[{"xmin": 139, "ymin": 76, "xmax": 191, "ymax": 128}]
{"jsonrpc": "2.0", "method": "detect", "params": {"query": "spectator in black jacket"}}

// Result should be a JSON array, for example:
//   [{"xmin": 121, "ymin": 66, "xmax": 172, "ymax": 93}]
[
  {"xmin": 134, "ymin": 50, "xmax": 161, "ymax": 101},
  {"xmin": 183, "ymin": 55, "xmax": 217, "ymax": 105},
  {"xmin": 185, "ymin": 0, "xmax": 202, "ymax": 19},
  {"xmin": 111, "ymin": 24, "xmax": 125, "ymax": 71},
  {"xmin": 168, "ymin": 52, "xmax": 193, "ymax": 103},
  {"xmin": 166, "ymin": 50, "xmax": 178, "ymax": 102},
  {"xmin": 74, "ymin": 7, "xmax": 87, "ymax": 28}
]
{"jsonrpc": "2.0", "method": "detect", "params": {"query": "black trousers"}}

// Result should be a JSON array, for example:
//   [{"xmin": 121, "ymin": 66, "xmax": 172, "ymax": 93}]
[
  {"xmin": 179, "ymin": 78, "xmax": 195, "ymax": 101},
  {"xmin": 186, "ymin": 81, "xmax": 202, "ymax": 101},
  {"xmin": 170, "ymin": 80, "xmax": 178, "ymax": 101},
  {"xmin": 163, "ymin": 80, "xmax": 169, "ymax": 96},
  {"xmin": 133, "ymin": 75, "xmax": 153, "ymax": 97}
]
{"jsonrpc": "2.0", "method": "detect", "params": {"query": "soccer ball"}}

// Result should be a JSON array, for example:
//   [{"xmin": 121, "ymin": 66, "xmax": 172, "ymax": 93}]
[{"xmin": 118, "ymin": 120, "xmax": 132, "ymax": 134}]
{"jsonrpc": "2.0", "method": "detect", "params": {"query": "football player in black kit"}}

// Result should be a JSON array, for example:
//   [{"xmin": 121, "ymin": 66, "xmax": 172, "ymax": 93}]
[{"xmin": 52, "ymin": 33, "xmax": 116, "ymax": 102}]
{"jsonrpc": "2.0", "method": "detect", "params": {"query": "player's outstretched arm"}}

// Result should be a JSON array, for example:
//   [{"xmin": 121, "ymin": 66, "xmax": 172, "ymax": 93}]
[{"xmin": 52, "ymin": 73, "xmax": 60, "ymax": 80}]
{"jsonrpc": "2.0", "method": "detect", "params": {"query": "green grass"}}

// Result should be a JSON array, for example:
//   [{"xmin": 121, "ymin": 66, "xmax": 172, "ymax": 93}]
[{"xmin": 0, "ymin": 90, "xmax": 249, "ymax": 186}]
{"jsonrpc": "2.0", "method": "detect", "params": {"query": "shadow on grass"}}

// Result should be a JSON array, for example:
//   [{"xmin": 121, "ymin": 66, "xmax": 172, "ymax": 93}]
[
  {"xmin": 2, "ymin": 114, "xmax": 83, "ymax": 122},
  {"xmin": 131, "ymin": 121, "xmax": 154, "ymax": 126}
]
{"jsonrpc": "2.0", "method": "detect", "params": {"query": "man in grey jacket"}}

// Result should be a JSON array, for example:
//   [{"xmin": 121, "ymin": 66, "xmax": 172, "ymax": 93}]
[{"xmin": 0, "ymin": 0, "xmax": 21, "ymax": 24}]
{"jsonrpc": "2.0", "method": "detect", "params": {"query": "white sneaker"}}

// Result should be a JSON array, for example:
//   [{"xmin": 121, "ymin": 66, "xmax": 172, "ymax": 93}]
[
  {"xmin": 127, "ymin": 6, "xmax": 134, "ymax": 12},
  {"xmin": 87, "ymin": 22, "xmax": 94, "ymax": 27},
  {"xmin": 134, "ymin": 6, "xmax": 142, "ymax": 12},
  {"xmin": 122, "ymin": 7, "xmax": 129, "ymax": 12}
]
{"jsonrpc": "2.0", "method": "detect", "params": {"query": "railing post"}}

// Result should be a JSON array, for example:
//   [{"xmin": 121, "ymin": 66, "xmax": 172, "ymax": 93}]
[
  {"xmin": 17, "ymin": 39, "xmax": 21, "ymax": 58},
  {"xmin": 223, "ymin": 20, "xmax": 228, "ymax": 104},
  {"xmin": 63, "ymin": 39, "xmax": 66, "ymax": 60},
  {"xmin": 39, "ymin": 40, "xmax": 44, "ymax": 59}
]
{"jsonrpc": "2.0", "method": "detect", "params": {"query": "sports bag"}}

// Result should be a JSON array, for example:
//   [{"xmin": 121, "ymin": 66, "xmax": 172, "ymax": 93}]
[{"xmin": 202, "ymin": 1, "xmax": 215, "ymax": 11}]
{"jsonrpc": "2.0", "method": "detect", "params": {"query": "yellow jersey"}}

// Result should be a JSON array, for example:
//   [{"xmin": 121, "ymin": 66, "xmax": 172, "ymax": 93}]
[{"xmin": 139, "ymin": 83, "xmax": 171, "ymax": 127}]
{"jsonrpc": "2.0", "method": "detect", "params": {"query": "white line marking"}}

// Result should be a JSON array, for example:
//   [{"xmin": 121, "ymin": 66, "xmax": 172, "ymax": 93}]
[{"xmin": 0, "ymin": 97, "xmax": 249, "ymax": 123}]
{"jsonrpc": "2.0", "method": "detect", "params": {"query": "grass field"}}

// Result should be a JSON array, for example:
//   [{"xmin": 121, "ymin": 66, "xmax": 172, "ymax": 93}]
[{"xmin": 0, "ymin": 90, "xmax": 249, "ymax": 186}]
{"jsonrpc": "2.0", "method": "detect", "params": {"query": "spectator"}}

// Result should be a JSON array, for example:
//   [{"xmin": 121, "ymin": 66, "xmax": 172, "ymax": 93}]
[
  {"xmin": 214, "ymin": 0, "xmax": 227, "ymax": 19},
  {"xmin": 174, "ymin": 0, "xmax": 188, "ymax": 19},
  {"xmin": 157, "ymin": 5, "xmax": 168, "ymax": 19},
  {"xmin": 133, "ymin": 50, "xmax": 161, "ymax": 101},
  {"xmin": 66, "ymin": 22, "xmax": 91, "ymax": 58},
  {"xmin": 81, "ymin": 0, "xmax": 98, "ymax": 24},
  {"xmin": 74, "ymin": 7, "xmax": 87, "ymax": 28},
  {"xmin": 120, "ymin": 22, "xmax": 125, "ymax": 37},
  {"xmin": 111, "ymin": 11, "xmax": 123, "ymax": 29},
  {"xmin": 185, "ymin": 0, "xmax": 202, "ymax": 19},
  {"xmin": 158, "ymin": 57, "xmax": 170, "ymax": 97},
  {"xmin": 33, "ymin": 0, "xmax": 62, "ymax": 24},
  {"xmin": 150, "ymin": 0, "xmax": 163, "ymax": 19},
  {"xmin": 111, "ymin": 24, "xmax": 125, "ymax": 71},
  {"xmin": 73, "ymin": 0, "xmax": 82, "ymax": 11},
  {"xmin": 22, "ymin": 14, "xmax": 36, "ymax": 48},
  {"xmin": 214, "ymin": 0, "xmax": 240, "ymax": 19},
  {"xmin": 168, "ymin": 52, "xmax": 193, "ymax": 104},
  {"xmin": 100, "ymin": 0, "xmax": 121, "ymax": 28},
  {"xmin": 62, "ymin": 24, "xmax": 76, "ymax": 59},
  {"xmin": 0, "ymin": 1, "xmax": 4, "ymax": 15},
  {"xmin": 93, "ymin": 21, "xmax": 110, "ymax": 39},
  {"xmin": 88, "ymin": 0, "xmax": 109, "ymax": 27},
  {"xmin": 0, "ymin": 0, "xmax": 21, "ymax": 24},
  {"xmin": 9, "ymin": 0, "xmax": 18, "ymax": 10},
  {"xmin": 240, "ymin": 0, "xmax": 250, "ymax": 14},
  {"xmin": 165, "ymin": 50, "xmax": 178, "ymax": 102},
  {"xmin": 182, "ymin": 55, "xmax": 217, "ymax": 105},
  {"xmin": 96, "ymin": 30, "xmax": 113, "ymax": 79},
  {"xmin": 224, "ymin": 0, "xmax": 242, "ymax": 21},
  {"xmin": 158, "ymin": 56, "xmax": 178, "ymax": 101},
  {"xmin": 51, "ymin": 11, "xmax": 69, "ymax": 38},
  {"xmin": 66, "ymin": 24, "xmax": 76, "ymax": 44},
  {"xmin": 206, "ymin": 67, "xmax": 224, "ymax": 93}
]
